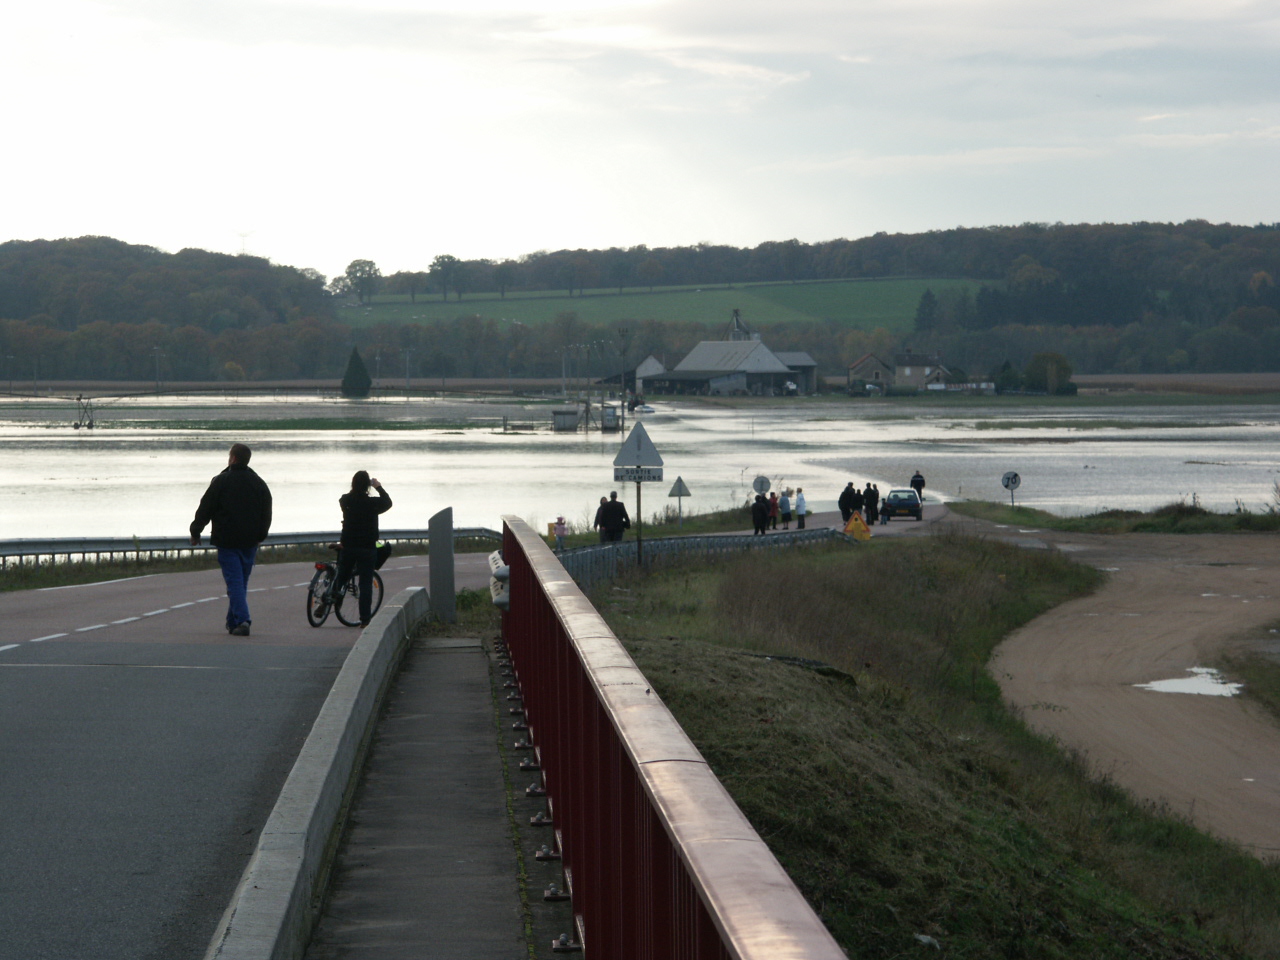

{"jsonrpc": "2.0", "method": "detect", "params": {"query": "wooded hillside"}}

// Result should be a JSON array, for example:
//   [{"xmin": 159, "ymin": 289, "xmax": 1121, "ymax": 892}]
[{"xmin": 1, "ymin": 223, "xmax": 1277, "ymax": 382}]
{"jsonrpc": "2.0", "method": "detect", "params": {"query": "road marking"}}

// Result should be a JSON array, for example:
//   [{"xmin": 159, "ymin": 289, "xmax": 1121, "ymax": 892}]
[
  {"xmin": 0, "ymin": 644, "xmax": 18, "ymax": 652},
  {"xmin": 76, "ymin": 624, "xmax": 108, "ymax": 632},
  {"xmin": 294, "ymin": 582, "xmax": 309, "ymax": 587},
  {"xmin": 143, "ymin": 609, "xmax": 168, "ymax": 617},
  {"xmin": 197, "ymin": 597, "xmax": 220, "ymax": 603},
  {"xmin": 171, "ymin": 602, "xmax": 195, "ymax": 608},
  {"xmin": 112, "ymin": 617, "xmax": 140, "ymax": 624},
  {"xmin": 273, "ymin": 585, "xmax": 291, "ymax": 590},
  {"xmin": 39, "ymin": 575, "xmax": 155, "ymax": 591},
  {"xmin": 248, "ymin": 588, "xmax": 266, "ymax": 593},
  {"xmin": 31, "ymin": 633, "xmax": 67, "ymax": 642}
]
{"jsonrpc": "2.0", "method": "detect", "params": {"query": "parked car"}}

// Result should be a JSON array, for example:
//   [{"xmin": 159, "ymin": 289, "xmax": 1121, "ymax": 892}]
[{"xmin": 881, "ymin": 488, "xmax": 923, "ymax": 521}]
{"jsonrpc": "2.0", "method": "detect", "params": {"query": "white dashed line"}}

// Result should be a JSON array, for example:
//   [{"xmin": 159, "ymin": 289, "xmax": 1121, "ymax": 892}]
[
  {"xmin": 171, "ymin": 602, "xmax": 195, "ymax": 608},
  {"xmin": 31, "ymin": 633, "xmax": 67, "ymax": 642},
  {"xmin": 0, "ymin": 644, "xmax": 19, "ymax": 652},
  {"xmin": 248, "ymin": 588, "xmax": 266, "ymax": 593},
  {"xmin": 273, "ymin": 585, "xmax": 291, "ymax": 590},
  {"xmin": 143, "ymin": 609, "xmax": 168, "ymax": 617},
  {"xmin": 197, "ymin": 597, "xmax": 219, "ymax": 603},
  {"xmin": 294, "ymin": 582, "xmax": 309, "ymax": 587},
  {"xmin": 76, "ymin": 624, "xmax": 108, "ymax": 632},
  {"xmin": 112, "ymin": 617, "xmax": 140, "ymax": 624}
]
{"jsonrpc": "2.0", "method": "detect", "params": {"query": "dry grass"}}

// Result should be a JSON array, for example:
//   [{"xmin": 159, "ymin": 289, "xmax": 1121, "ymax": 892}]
[{"xmin": 595, "ymin": 534, "xmax": 1280, "ymax": 958}]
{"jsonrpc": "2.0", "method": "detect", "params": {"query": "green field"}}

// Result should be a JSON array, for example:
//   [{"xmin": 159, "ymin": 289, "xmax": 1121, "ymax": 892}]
[{"xmin": 342, "ymin": 277, "xmax": 987, "ymax": 331}]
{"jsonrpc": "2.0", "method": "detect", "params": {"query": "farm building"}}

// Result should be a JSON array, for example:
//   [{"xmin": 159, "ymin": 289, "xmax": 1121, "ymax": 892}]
[{"xmin": 646, "ymin": 340, "xmax": 796, "ymax": 396}]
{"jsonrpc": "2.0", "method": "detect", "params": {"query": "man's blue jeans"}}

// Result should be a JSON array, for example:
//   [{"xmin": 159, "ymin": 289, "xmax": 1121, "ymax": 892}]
[{"xmin": 217, "ymin": 546, "xmax": 258, "ymax": 631}]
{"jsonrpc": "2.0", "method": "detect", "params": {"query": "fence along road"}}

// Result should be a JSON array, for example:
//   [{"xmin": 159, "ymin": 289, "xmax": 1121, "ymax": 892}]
[
  {"xmin": 0, "ymin": 549, "xmax": 492, "ymax": 960},
  {"xmin": 502, "ymin": 515, "xmax": 847, "ymax": 958}
]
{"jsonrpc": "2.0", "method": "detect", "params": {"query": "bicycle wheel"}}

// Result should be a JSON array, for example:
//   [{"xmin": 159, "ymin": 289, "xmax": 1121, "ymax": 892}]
[
  {"xmin": 335, "ymin": 570, "xmax": 384, "ymax": 627},
  {"xmin": 306, "ymin": 567, "xmax": 334, "ymax": 627}
]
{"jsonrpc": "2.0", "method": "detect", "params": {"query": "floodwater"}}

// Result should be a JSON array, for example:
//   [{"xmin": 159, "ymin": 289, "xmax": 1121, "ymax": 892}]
[
  {"xmin": 1134, "ymin": 667, "xmax": 1243, "ymax": 697},
  {"xmin": 3, "ymin": 394, "xmax": 1280, "ymax": 540}
]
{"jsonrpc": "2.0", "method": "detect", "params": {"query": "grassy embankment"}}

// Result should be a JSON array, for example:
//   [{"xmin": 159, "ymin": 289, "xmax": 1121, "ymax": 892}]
[
  {"xmin": 950, "ymin": 498, "xmax": 1280, "ymax": 534},
  {"xmin": 447, "ymin": 532, "xmax": 1280, "ymax": 958},
  {"xmin": 548, "ymin": 503, "xmax": 753, "ymax": 550}
]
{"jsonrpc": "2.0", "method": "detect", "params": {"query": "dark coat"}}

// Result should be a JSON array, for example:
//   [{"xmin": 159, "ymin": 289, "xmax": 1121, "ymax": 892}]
[
  {"xmin": 600, "ymin": 498, "xmax": 630, "ymax": 534},
  {"xmin": 751, "ymin": 497, "xmax": 769, "ymax": 529},
  {"xmin": 339, "ymin": 486, "xmax": 393, "ymax": 549},
  {"xmin": 190, "ymin": 464, "xmax": 272, "ymax": 549},
  {"xmin": 838, "ymin": 485, "xmax": 856, "ymax": 513}
]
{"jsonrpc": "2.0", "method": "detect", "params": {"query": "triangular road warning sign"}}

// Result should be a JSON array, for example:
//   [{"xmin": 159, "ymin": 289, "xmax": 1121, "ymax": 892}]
[
  {"xmin": 668, "ymin": 476, "xmax": 691, "ymax": 498},
  {"xmin": 613, "ymin": 422, "xmax": 664, "ymax": 467}
]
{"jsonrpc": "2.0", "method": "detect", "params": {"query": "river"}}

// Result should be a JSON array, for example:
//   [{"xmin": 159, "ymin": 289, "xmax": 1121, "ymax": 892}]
[{"xmin": 2, "ymin": 393, "xmax": 1279, "ymax": 540}]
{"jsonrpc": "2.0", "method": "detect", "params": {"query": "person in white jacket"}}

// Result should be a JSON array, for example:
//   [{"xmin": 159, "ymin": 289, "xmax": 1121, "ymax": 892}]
[{"xmin": 794, "ymin": 488, "xmax": 807, "ymax": 529}]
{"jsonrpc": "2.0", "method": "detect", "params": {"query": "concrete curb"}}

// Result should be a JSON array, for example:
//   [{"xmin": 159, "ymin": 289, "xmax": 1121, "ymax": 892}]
[{"xmin": 204, "ymin": 586, "xmax": 432, "ymax": 960}]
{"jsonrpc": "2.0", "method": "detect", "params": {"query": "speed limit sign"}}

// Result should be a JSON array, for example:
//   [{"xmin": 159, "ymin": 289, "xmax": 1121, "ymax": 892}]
[{"xmin": 1002, "ymin": 471, "xmax": 1020, "ymax": 506}]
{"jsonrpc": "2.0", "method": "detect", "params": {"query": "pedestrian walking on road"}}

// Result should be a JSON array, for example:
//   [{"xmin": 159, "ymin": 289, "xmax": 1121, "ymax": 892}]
[
  {"xmin": 911, "ymin": 471, "xmax": 926, "ymax": 502},
  {"xmin": 189, "ymin": 443, "xmax": 272, "ymax": 637},
  {"xmin": 600, "ymin": 491, "xmax": 631, "ymax": 542},
  {"xmin": 751, "ymin": 494, "xmax": 769, "ymax": 535},
  {"xmin": 863, "ymin": 483, "xmax": 878, "ymax": 525},
  {"xmin": 333, "ymin": 471, "xmax": 393, "ymax": 627},
  {"xmin": 838, "ymin": 482, "xmax": 856, "ymax": 524},
  {"xmin": 795, "ymin": 488, "xmax": 807, "ymax": 529},
  {"xmin": 779, "ymin": 490, "xmax": 792, "ymax": 530},
  {"xmin": 593, "ymin": 496, "xmax": 608, "ymax": 542}
]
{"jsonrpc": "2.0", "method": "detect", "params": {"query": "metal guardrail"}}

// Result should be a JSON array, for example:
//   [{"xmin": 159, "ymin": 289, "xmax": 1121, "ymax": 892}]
[
  {"xmin": 500, "ymin": 515, "xmax": 847, "ymax": 959},
  {"xmin": 557, "ymin": 527, "xmax": 850, "ymax": 592},
  {"xmin": 0, "ymin": 527, "xmax": 502, "ymax": 566}
]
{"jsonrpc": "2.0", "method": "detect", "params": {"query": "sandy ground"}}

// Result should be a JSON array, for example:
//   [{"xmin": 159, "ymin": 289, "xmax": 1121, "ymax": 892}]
[{"xmin": 954, "ymin": 517, "xmax": 1280, "ymax": 858}]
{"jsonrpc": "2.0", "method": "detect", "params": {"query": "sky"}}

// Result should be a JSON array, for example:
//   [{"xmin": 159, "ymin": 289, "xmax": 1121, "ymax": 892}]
[{"xmin": 3, "ymin": 0, "xmax": 1278, "ymax": 281}]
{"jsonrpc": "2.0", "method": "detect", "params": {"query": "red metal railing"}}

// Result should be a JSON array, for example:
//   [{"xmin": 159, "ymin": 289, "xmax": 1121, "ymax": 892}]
[{"xmin": 501, "ymin": 516, "xmax": 847, "ymax": 960}]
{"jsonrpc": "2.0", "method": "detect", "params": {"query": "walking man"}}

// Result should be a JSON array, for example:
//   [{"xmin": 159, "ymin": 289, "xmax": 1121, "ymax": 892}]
[
  {"xmin": 795, "ymin": 488, "xmax": 807, "ymax": 529},
  {"xmin": 600, "ymin": 491, "xmax": 631, "ymax": 542},
  {"xmin": 190, "ymin": 443, "xmax": 273, "ymax": 636},
  {"xmin": 910, "ymin": 471, "xmax": 926, "ymax": 502}
]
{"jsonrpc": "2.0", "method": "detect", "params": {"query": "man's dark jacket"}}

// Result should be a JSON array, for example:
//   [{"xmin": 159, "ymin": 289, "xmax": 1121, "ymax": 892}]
[
  {"xmin": 190, "ymin": 464, "xmax": 272, "ymax": 549},
  {"xmin": 339, "ymin": 487, "xmax": 392, "ymax": 549},
  {"xmin": 600, "ymin": 498, "xmax": 630, "ymax": 535}
]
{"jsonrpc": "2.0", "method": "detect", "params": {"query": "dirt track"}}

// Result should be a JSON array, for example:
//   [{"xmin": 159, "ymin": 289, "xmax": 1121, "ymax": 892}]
[{"xmin": 954, "ymin": 517, "xmax": 1280, "ymax": 858}]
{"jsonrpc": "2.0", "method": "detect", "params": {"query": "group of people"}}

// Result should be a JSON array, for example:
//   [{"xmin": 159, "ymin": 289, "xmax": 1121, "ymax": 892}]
[
  {"xmin": 751, "ymin": 487, "xmax": 807, "ymax": 535},
  {"xmin": 838, "ymin": 482, "xmax": 883, "ymax": 526},
  {"xmin": 592, "ymin": 491, "xmax": 632, "ymax": 542},
  {"xmin": 189, "ymin": 442, "xmax": 392, "ymax": 636}
]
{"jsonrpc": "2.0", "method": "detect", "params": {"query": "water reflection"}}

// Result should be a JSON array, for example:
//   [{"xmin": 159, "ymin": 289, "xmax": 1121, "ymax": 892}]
[
  {"xmin": 1134, "ymin": 667, "xmax": 1242, "ymax": 697},
  {"xmin": 2, "ymin": 396, "xmax": 1280, "ymax": 539}
]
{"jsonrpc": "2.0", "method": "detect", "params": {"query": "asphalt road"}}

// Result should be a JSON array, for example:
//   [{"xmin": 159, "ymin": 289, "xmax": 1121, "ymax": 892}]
[{"xmin": 0, "ymin": 552, "xmax": 491, "ymax": 960}]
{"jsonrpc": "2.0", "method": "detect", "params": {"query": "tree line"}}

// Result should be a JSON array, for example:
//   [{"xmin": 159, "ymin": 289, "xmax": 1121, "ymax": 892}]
[{"xmin": 2, "ymin": 223, "xmax": 1279, "ymax": 382}]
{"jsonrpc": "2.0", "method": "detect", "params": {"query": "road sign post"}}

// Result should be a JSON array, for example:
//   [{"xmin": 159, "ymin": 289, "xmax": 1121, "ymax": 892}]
[
  {"xmin": 613, "ymin": 422, "xmax": 664, "ymax": 565},
  {"xmin": 668, "ymin": 476, "xmax": 692, "ymax": 527},
  {"xmin": 1002, "ymin": 471, "xmax": 1021, "ymax": 507}
]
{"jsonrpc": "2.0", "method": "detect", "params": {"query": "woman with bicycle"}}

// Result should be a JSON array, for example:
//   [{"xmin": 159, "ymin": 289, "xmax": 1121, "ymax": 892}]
[{"xmin": 332, "ymin": 471, "xmax": 392, "ymax": 626}]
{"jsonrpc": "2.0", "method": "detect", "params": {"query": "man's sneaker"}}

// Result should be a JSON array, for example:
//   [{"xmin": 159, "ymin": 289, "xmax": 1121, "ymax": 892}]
[{"xmin": 230, "ymin": 622, "xmax": 251, "ymax": 637}]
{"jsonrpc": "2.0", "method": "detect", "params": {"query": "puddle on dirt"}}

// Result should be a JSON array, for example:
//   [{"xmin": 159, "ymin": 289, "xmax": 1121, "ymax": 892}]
[{"xmin": 1134, "ymin": 667, "xmax": 1242, "ymax": 697}]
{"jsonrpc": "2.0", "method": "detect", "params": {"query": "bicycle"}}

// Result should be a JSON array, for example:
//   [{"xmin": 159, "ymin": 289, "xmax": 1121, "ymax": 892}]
[{"xmin": 306, "ymin": 543, "xmax": 386, "ymax": 627}]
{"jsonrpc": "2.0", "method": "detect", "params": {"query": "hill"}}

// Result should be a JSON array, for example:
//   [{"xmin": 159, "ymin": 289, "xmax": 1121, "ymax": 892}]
[{"xmin": 344, "ymin": 277, "xmax": 986, "ymax": 332}]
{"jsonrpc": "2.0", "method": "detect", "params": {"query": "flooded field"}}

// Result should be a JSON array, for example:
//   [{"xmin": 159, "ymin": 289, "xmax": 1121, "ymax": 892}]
[{"xmin": 3, "ymin": 393, "xmax": 1280, "ymax": 539}]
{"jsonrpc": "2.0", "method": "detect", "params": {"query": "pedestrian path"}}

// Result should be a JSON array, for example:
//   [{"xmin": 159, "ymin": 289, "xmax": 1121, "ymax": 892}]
[{"xmin": 302, "ymin": 636, "xmax": 524, "ymax": 960}]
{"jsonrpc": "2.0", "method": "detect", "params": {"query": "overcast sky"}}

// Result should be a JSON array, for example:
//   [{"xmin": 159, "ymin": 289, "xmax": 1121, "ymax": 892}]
[{"xmin": 4, "ymin": 0, "xmax": 1277, "ymax": 280}]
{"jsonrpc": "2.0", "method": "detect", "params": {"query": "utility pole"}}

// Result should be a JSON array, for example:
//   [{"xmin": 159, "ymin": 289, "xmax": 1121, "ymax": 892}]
[{"xmin": 618, "ymin": 326, "xmax": 630, "ymax": 433}]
